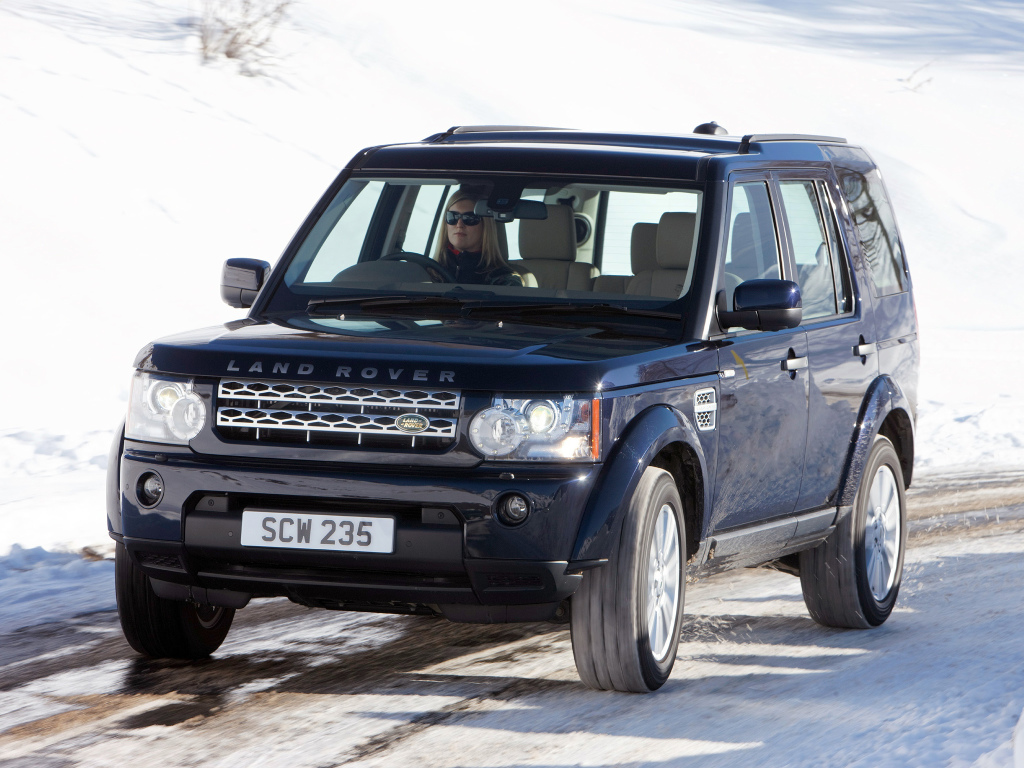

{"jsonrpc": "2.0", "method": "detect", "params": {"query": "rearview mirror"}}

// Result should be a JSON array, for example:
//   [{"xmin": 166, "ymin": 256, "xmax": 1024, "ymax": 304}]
[
  {"xmin": 716, "ymin": 279, "xmax": 802, "ymax": 332},
  {"xmin": 221, "ymin": 258, "xmax": 271, "ymax": 308},
  {"xmin": 473, "ymin": 198, "xmax": 548, "ymax": 222}
]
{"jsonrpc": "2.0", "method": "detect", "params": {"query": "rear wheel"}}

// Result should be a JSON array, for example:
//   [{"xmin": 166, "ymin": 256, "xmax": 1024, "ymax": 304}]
[
  {"xmin": 115, "ymin": 543, "xmax": 234, "ymax": 658},
  {"xmin": 799, "ymin": 435, "xmax": 907, "ymax": 628},
  {"xmin": 570, "ymin": 467, "xmax": 685, "ymax": 692}
]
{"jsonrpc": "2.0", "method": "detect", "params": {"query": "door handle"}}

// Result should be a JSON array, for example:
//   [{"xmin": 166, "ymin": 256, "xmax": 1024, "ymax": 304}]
[
  {"xmin": 782, "ymin": 356, "xmax": 808, "ymax": 372},
  {"xmin": 853, "ymin": 342, "xmax": 877, "ymax": 357}
]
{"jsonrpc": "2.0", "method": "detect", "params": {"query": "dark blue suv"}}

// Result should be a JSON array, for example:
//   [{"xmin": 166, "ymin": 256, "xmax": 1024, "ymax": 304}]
[{"xmin": 108, "ymin": 125, "xmax": 919, "ymax": 692}]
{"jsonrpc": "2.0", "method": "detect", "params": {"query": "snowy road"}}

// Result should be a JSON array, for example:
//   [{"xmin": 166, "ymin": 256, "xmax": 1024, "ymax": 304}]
[{"xmin": 2, "ymin": 505, "xmax": 1023, "ymax": 767}]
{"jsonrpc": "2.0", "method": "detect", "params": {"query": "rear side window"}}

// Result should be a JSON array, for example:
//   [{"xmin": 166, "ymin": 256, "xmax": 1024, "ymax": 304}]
[
  {"xmin": 723, "ymin": 182, "xmax": 780, "ymax": 310},
  {"xmin": 779, "ymin": 180, "xmax": 838, "ymax": 321}
]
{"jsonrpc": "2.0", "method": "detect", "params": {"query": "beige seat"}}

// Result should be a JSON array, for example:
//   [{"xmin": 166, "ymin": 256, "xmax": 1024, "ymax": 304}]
[
  {"xmin": 509, "ymin": 205, "xmax": 597, "ymax": 291},
  {"xmin": 626, "ymin": 212, "xmax": 696, "ymax": 298},
  {"xmin": 592, "ymin": 222, "xmax": 659, "ymax": 293}
]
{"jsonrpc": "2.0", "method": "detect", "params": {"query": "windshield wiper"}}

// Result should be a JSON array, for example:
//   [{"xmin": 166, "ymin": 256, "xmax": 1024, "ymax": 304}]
[
  {"xmin": 307, "ymin": 295, "xmax": 470, "ymax": 316},
  {"xmin": 463, "ymin": 302, "xmax": 683, "ymax": 339},
  {"xmin": 465, "ymin": 302, "xmax": 681, "ymax": 321},
  {"xmin": 306, "ymin": 297, "xmax": 681, "ymax": 337}
]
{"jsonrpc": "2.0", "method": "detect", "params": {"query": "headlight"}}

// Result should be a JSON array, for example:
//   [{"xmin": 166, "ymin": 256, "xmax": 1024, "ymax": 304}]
[
  {"xmin": 126, "ymin": 372, "xmax": 207, "ymax": 444},
  {"xmin": 470, "ymin": 394, "xmax": 600, "ymax": 461}
]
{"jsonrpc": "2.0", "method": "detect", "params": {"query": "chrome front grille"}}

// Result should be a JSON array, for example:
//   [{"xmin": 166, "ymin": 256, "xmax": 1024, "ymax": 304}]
[{"xmin": 216, "ymin": 379, "xmax": 461, "ymax": 449}]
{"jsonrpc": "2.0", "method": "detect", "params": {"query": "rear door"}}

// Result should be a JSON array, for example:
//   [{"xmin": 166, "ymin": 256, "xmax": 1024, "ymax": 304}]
[{"xmin": 774, "ymin": 172, "xmax": 878, "ymax": 513}]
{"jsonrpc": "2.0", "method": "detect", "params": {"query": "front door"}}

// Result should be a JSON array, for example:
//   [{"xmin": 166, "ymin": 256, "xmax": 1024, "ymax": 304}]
[
  {"xmin": 714, "ymin": 332, "xmax": 809, "ymax": 530},
  {"xmin": 710, "ymin": 178, "xmax": 810, "ymax": 532}
]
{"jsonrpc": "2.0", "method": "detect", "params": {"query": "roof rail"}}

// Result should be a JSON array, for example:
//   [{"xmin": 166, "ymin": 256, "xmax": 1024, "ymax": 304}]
[
  {"xmin": 737, "ymin": 134, "xmax": 846, "ymax": 154},
  {"xmin": 420, "ymin": 127, "xmax": 745, "ymax": 155},
  {"xmin": 418, "ymin": 126, "xmax": 847, "ymax": 155},
  {"xmin": 424, "ymin": 125, "xmax": 567, "ymax": 142}
]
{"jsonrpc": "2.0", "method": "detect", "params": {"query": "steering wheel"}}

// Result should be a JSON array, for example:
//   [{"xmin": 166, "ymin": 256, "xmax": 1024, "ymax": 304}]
[{"xmin": 380, "ymin": 252, "xmax": 456, "ymax": 283}]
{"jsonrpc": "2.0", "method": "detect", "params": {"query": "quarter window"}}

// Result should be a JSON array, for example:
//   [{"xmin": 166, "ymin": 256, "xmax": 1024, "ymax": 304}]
[{"xmin": 847, "ymin": 169, "xmax": 905, "ymax": 296}]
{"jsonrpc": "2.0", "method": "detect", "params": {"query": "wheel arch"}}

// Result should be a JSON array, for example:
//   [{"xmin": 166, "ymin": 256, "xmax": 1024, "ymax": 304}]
[
  {"xmin": 878, "ymin": 406, "xmax": 915, "ymax": 490},
  {"xmin": 649, "ymin": 441, "xmax": 705, "ymax": 562},
  {"xmin": 837, "ymin": 376, "xmax": 915, "ymax": 508},
  {"xmin": 107, "ymin": 420, "xmax": 126, "ymax": 537},
  {"xmin": 570, "ymin": 405, "xmax": 710, "ymax": 564}
]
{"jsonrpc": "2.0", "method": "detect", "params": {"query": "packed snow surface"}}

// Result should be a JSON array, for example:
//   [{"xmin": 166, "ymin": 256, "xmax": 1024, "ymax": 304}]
[{"xmin": 2, "ymin": 515, "xmax": 1023, "ymax": 767}]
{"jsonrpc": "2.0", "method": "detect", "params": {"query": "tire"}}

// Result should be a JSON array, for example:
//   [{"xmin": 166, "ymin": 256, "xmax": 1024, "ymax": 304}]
[
  {"xmin": 115, "ymin": 543, "xmax": 234, "ymax": 659},
  {"xmin": 799, "ymin": 435, "xmax": 907, "ymax": 628},
  {"xmin": 570, "ymin": 467, "xmax": 685, "ymax": 692}
]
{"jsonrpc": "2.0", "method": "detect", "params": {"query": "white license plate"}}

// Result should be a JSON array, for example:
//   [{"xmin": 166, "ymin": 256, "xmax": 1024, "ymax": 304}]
[{"xmin": 240, "ymin": 509, "xmax": 395, "ymax": 554}]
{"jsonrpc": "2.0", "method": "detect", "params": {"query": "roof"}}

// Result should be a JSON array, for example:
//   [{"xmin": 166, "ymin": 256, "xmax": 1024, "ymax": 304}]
[{"xmin": 351, "ymin": 126, "xmax": 849, "ymax": 182}]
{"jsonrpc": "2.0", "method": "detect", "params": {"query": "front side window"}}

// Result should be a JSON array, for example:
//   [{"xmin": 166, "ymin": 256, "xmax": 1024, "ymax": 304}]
[
  {"xmin": 298, "ymin": 180, "xmax": 387, "ymax": 284},
  {"xmin": 722, "ymin": 182, "xmax": 780, "ymax": 310}
]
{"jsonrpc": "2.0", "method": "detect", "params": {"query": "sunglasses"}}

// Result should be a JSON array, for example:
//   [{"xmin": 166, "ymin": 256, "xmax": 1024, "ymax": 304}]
[{"xmin": 445, "ymin": 211, "xmax": 482, "ymax": 226}]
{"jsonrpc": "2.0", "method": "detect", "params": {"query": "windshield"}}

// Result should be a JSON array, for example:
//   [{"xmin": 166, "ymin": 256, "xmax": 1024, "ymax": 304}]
[{"xmin": 266, "ymin": 175, "xmax": 704, "ymax": 328}]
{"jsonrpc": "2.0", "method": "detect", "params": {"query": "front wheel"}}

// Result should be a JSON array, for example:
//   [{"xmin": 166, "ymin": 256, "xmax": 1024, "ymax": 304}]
[
  {"xmin": 799, "ymin": 435, "xmax": 907, "ymax": 628},
  {"xmin": 115, "ymin": 543, "xmax": 234, "ymax": 659},
  {"xmin": 570, "ymin": 467, "xmax": 685, "ymax": 692}
]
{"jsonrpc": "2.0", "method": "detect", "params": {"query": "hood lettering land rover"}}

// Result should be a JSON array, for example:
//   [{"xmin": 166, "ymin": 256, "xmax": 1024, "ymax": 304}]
[{"xmin": 226, "ymin": 359, "xmax": 455, "ymax": 384}]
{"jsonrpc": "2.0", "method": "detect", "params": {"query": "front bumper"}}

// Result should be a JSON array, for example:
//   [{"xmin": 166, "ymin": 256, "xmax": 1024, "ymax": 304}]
[{"xmin": 115, "ymin": 444, "xmax": 600, "ymax": 619}]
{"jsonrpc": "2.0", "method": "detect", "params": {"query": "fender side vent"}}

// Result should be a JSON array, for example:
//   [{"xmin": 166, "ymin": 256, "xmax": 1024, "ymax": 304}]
[{"xmin": 694, "ymin": 388, "xmax": 717, "ymax": 431}]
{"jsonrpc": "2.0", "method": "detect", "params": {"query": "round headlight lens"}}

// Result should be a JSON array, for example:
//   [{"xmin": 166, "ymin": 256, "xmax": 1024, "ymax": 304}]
[
  {"xmin": 150, "ymin": 381, "xmax": 185, "ymax": 413},
  {"xmin": 168, "ymin": 392, "xmax": 207, "ymax": 441},
  {"xmin": 469, "ymin": 407, "xmax": 525, "ymax": 456},
  {"xmin": 525, "ymin": 401, "xmax": 557, "ymax": 434}
]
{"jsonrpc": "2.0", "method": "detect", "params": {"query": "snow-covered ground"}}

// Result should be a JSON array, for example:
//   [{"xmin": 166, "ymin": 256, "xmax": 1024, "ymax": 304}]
[
  {"xmin": 3, "ymin": 513, "xmax": 1024, "ymax": 766},
  {"xmin": 1, "ymin": 0, "xmax": 1023, "ymax": 760}
]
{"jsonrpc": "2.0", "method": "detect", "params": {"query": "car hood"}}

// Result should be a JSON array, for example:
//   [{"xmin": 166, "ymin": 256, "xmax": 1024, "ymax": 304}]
[{"xmin": 136, "ymin": 314, "xmax": 716, "ymax": 391}]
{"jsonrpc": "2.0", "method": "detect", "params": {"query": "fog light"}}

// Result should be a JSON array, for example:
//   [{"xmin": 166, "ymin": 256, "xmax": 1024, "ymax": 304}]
[
  {"xmin": 497, "ymin": 493, "xmax": 530, "ymax": 526},
  {"xmin": 137, "ymin": 472, "xmax": 164, "ymax": 507}
]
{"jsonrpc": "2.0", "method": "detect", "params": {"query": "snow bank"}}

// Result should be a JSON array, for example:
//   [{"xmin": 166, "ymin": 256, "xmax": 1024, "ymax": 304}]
[{"xmin": 0, "ymin": 545, "xmax": 115, "ymax": 631}]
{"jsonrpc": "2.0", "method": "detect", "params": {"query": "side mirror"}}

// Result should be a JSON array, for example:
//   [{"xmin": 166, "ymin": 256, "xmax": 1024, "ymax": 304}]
[
  {"xmin": 716, "ymin": 279, "xmax": 802, "ymax": 332},
  {"xmin": 221, "ymin": 258, "xmax": 271, "ymax": 308}
]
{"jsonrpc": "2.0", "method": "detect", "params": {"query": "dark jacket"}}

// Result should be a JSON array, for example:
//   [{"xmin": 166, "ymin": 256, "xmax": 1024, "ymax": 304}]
[{"xmin": 446, "ymin": 246, "xmax": 524, "ymax": 287}]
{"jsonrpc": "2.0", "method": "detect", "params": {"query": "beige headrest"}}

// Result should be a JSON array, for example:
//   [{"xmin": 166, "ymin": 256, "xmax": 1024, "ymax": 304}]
[
  {"xmin": 518, "ymin": 205, "xmax": 577, "ymax": 262},
  {"xmin": 656, "ymin": 212, "xmax": 697, "ymax": 270},
  {"xmin": 630, "ymin": 223, "xmax": 659, "ymax": 274}
]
